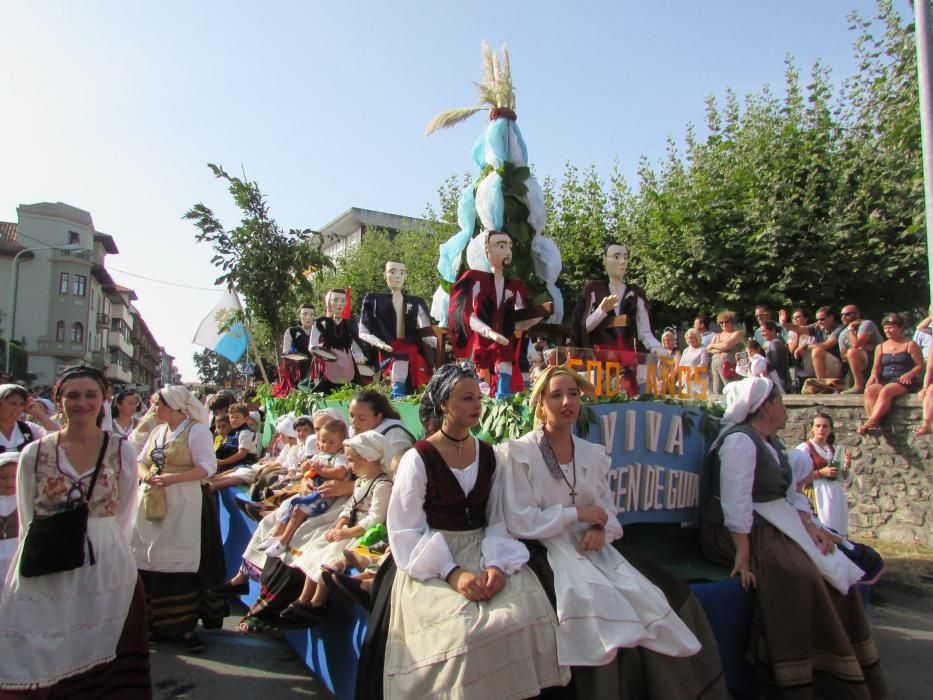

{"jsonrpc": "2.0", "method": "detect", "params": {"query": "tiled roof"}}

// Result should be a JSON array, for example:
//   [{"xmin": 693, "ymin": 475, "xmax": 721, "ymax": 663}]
[{"xmin": 0, "ymin": 221, "xmax": 25, "ymax": 256}]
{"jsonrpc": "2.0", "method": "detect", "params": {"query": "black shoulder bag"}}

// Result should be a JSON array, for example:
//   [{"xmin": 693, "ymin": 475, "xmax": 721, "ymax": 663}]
[{"xmin": 20, "ymin": 432, "xmax": 110, "ymax": 578}]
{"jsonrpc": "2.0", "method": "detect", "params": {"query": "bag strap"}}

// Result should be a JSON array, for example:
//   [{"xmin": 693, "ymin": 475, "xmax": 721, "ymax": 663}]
[{"xmin": 83, "ymin": 432, "xmax": 110, "ymax": 505}]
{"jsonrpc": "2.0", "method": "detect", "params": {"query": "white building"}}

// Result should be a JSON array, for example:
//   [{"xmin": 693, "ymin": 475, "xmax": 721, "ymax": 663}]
[
  {"xmin": 0, "ymin": 202, "xmax": 173, "ymax": 388},
  {"xmin": 313, "ymin": 207, "xmax": 437, "ymax": 259}
]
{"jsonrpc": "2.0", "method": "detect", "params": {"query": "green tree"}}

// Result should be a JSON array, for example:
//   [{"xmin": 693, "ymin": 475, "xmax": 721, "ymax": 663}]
[
  {"xmin": 185, "ymin": 164, "xmax": 333, "ymax": 362},
  {"xmin": 192, "ymin": 349, "xmax": 238, "ymax": 386},
  {"xmin": 314, "ymin": 227, "xmax": 451, "ymax": 318}
]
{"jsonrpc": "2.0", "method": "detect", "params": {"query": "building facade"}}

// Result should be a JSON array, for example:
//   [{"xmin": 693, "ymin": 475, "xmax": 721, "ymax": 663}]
[{"xmin": 0, "ymin": 202, "xmax": 176, "ymax": 389}]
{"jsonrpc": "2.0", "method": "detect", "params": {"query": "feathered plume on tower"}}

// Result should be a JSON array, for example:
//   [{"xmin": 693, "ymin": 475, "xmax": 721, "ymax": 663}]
[{"xmin": 426, "ymin": 41, "xmax": 563, "ymax": 327}]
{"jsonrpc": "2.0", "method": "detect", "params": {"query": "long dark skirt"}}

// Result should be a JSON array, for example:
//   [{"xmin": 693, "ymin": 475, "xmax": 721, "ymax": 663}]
[
  {"xmin": 353, "ymin": 554, "xmax": 397, "ymax": 700},
  {"xmin": 0, "ymin": 577, "xmax": 152, "ymax": 700},
  {"xmin": 246, "ymin": 557, "xmax": 306, "ymax": 624},
  {"xmin": 139, "ymin": 487, "xmax": 227, "ymax": 638},
  {"xmin": 522, "ymin": 539, "xmax": 728, "ymax": 700},
  {"xmin": 701, "ymin": 517, "xmax": 888, "ymax": 699}
]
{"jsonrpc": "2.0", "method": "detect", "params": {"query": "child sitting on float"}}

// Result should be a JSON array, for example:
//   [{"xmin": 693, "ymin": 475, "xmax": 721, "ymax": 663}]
[
  {"xmin": 259, "ymin": 419, "xmax": 349, "ymax": 559},
  {"xmin": 279, "ymin": 430, "xmax": 394, "ymax": 624}
]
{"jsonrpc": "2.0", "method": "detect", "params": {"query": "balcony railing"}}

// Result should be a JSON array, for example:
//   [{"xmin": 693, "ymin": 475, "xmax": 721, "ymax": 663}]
[{"xmin": 97, "ymin": 312, "xmax": 110, "ymax": 326}]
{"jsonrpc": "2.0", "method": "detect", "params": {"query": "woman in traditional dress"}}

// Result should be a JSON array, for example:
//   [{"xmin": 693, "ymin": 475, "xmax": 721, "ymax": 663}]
[
  {"xmin": 701, "ymin": 377, "xmax": 888, "ymax": 698},
  {"xmin": 796, "ymin": 412, "xmax": 852, "ymax": 536},
  {"xmin": 377, "ymin": 362, "xmax": 568, "ymax": 699},
  {"xmin": 0, "ymin": 384, "xmax": 46, "ymax": 455},
  {"xmin": 500, "ymin": 365, "xmax": 725, "ymax": 698},
  {"xmin": 111, "ymin": 390, "xmax": 140, "ymax": 439},
  {"xmin": 131, "ymin": 385, "xmax": 226, "ymax": 652},
  {"xmin": 0, "ymin": 366, "xmax": 151, "ymax": 697}
]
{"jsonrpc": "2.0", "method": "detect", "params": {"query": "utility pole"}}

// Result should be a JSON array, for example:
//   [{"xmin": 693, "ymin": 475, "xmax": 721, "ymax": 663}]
[{"xmin": 915, "ymin": 0, "xmax": 933, "ymax": 303}]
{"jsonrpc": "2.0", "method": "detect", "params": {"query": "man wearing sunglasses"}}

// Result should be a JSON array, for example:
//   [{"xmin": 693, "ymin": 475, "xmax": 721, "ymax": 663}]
[
  {"xmin": 837, "ymin": 305, "xmax": 883, "ymax": 394},
  {"xmin": 779, "ymin": 306, "xmax": 845, "ymax": 381}
]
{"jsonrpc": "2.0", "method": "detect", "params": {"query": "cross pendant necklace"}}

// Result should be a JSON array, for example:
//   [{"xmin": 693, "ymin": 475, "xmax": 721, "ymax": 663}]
[{"xmin": 558, "ymin": 443, "xmax": 578, "ymax": 504}]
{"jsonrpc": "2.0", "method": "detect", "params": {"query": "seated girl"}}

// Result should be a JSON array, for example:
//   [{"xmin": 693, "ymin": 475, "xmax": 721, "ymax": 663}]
[
  {"xmin": 259, "ymin": 419, "xmax": 349, "ymax": 558},
  {"xmin": 366, "ymin": 362, "xmax": 568, "ymax": 699},
  {"xmin": 279, "ymin": 430, "xmax": 394, "ymax": 623},
  {"xmin": 501, "ymin": 366, "xmax": 726, "ymax": 698}
]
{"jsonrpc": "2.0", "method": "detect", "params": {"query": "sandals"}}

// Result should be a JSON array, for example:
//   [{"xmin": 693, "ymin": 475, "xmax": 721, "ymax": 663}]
[
  {"xmin": 279, "ymin": 601, "xmax": 328, "ymax": 625},
  {"xmin": 857, "ymin": 420, "xmax": 881, "ymax": 435},
  {"xmin": 914, "ymin": 424, "xmax": 931, "ymax": 437},
  {"xmin": 237, "ymin": 616, "xmax": 275, "ymax": 634}
]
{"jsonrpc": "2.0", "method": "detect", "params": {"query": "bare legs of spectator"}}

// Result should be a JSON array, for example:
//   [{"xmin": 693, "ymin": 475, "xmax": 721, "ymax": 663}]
[
  {"xmin": 846, "ymin": 348, "xmax": 869, "ymax": 391},
  {"xmin": 859, "ymin": 382, "xmax": 908, "ymax": 433},
  {"xmin": 915, "ymin": 390, "xmax": 933, "ymax": 435}
]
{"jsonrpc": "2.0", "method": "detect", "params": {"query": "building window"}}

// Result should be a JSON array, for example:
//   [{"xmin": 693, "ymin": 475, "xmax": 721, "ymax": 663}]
[
  {"xmin": 73, "ymin": 275, "xmax": 87, "ymax": 297},
  {"xmin": 56, "ymin": 321, "xmax": 65, "ymax": 342},
  {"xmin": 59, "ymin": 272, "xmax": 69, "ymax": 294},
  {"xmin": 68, "ymin": 231, "xmax": 80, "ymax": 245},
  {"xmin": 71, "ymin": 322, "xmax": 84, "ymax": 343}
]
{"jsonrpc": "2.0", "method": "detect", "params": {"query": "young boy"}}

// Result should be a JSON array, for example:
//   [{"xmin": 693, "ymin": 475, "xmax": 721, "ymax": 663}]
[
  {"xmin": 216, "ymin": 402, "xmax": 258, "ymax": 473},
  {"xmin": 213, "ymin": 414, "xmax": 233, "ymax": 458},
  {"xmin": 260, "ymin": 419, "xmax": 349, "ymax": 558},
  {"xmin": 0, "ymin": 452, "xmax": 18, "ymax": 588}
]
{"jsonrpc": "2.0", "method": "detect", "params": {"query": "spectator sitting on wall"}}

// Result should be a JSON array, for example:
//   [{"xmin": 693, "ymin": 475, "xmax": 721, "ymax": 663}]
[
  {"xmin": 752, "ymin": 304, "xmax": 787, "ymax": 346},
  {"xmin": 912, "ymin": 304, "xmax": 933, "ymax": 362},
  {"xmin": 779, "ymin": 306, "xmax": 845, "ymax": 382},
  {"xmin": 760, "ymin": 321, "xmax": 792, "ymax": 393},
  {"xmin": 858, "ymin": 313, "xmax": 924, "ymax": 433},
  {"xmin": 785, "ymin": 308, "xmax": 812, "ymax": 381},
  {"xmin": 839, "ymin": 305, "xmax": 884, "ymax": 395}
]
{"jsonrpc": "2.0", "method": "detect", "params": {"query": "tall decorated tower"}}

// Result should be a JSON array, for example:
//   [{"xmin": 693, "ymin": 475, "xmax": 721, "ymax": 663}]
[{"xmin": 427, "ymin": 42, "xmax": 563, "ymax": 328}]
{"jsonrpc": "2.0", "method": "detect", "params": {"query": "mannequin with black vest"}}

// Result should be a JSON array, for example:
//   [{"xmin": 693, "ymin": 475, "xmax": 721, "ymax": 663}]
[
  {"xmin": 282, "ymin": 303, "xmax": 317, "ymax": 382},
  {"xmin": 0, "ymin": 384, "xmax": 46, "ymax": 454},
  {"xmin": 572, "ymin": 243, "xmax": 668, "ymax": 396},
  {"xmin": 359, "ymin": 261, "xmax": 435, "ymax": 398}
]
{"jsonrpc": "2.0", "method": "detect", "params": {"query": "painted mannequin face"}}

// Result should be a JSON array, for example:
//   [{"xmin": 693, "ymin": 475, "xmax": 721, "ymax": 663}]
[
  {"xmin": 604, "ymin": 244, "xmax": 628, "ymax": 281},
  {"xmin": 384, "ymin": 262, "xmax": 407, "ymax": 292},
  {"xmin": 299, "ymin": 307, "xmax": 315, "ymax": 328},
  {"xmin": 485, "ymin": 233, "xmax": 513, "ymax": 270},
  {"xmin": 328, "ymin": 292, "xmax": 347, "ymax": 318}
]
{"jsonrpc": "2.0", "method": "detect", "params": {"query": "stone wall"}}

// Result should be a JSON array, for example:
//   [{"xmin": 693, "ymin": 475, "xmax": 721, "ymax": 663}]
[{"xmin": 777, "ymin": 394, "xmax": 931, "ymax": 546}]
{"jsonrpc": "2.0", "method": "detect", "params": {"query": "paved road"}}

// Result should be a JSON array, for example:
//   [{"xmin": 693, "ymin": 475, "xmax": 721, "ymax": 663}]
[
  {"xmin": 150, "ymin": 604, "xmax": 331, "ymax": 699},
  {"xmin": 151, "ymin": 582, "xmax": 933, "ymax": 700}
]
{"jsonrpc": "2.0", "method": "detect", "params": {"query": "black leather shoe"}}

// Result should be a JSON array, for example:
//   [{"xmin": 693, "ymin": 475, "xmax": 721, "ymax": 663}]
[
  {"xmin": 279, "ymin": 601, "xmax": 327, "ymax": 625},
  {"xmin": 213, "ymin": 579, "xmax": 249, "ymax": 595},
  {"xmin": 323, "ymin": 569, "xmax": 372, "ymax": 609}
]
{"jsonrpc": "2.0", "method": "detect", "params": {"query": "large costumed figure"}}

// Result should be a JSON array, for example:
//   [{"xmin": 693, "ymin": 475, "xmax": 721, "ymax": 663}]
[
  {"xmin": 277, "ymin": 303, "xmax": 316, "ymax": 395},
  {"xmin": 449, "ymin": 230, "xmax": 549, "ymax": 398},
  {"xmin": 311, "ymin": 289, "xmax": 371, "ymax": 394},
  {"xmin": 359, "ymin": 261, "xmax": 435, "ymax": 398},
  {"xmin": 572, "ymin": 242, "xmax": 668, "ymax": 396},
  {"xmin": 426, "ymin": 42, "xmax": 564, "ymax": 389}
]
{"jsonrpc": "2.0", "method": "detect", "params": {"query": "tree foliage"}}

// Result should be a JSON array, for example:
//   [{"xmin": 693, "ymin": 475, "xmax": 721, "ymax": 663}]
[
  {"xmin": 192, "ymin": 348, "xmax": 238, "ymax": 386},
  {"xmin": 185, "ymin": 164, "xmax": 333, "ymax": 361},
  {"xmin": 545, "ymin": 0, "xmax": 926, "ymax": 328},
  {"xmin": 313, "ymin": 227, "xmax": 451, "ymax": 317}
]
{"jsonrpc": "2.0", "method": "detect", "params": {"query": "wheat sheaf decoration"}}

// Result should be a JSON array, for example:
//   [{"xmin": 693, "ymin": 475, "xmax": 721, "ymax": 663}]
[{"xmin": 425, "ymin": 41, "xmax": 517, "ymax": 136}]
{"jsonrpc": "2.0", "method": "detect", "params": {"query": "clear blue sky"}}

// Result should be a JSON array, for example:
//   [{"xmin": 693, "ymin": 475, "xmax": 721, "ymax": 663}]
[{"xmin": 0, "ymin": 1, "xmax": 902, "ymax": 381}]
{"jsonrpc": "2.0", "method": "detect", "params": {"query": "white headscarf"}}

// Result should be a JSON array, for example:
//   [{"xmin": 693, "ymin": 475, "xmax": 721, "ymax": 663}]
[
  {"xmin": 721, "ymin": 377, "xmax": 775, "ymax": 426},
  {"xmin": 160, "ymin": 385, "xmax": 211, "ymax": 425},
  {"xmin": 0, "ymin": 452, "xmax": 20, "ymax": 468},
  {"xmin": 0, "ymin": 384, "xmax": 27, "ymax": 402},
  {"xmin": 344, "ymin": 430, "xmax": 392, "ymax": 474},
  {"xmin": 311, "ymin": 407, "xmax": 346, "ymax": 427},
  {"xmin": 275, "ymin": 414, "xmax": 297, "ymax": 439}
]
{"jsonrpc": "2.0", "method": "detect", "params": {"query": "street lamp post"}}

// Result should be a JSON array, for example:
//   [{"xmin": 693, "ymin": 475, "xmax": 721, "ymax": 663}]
[{"xmin": 4, "ymin": 244, "xmax": 82, "ymax": 375}]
